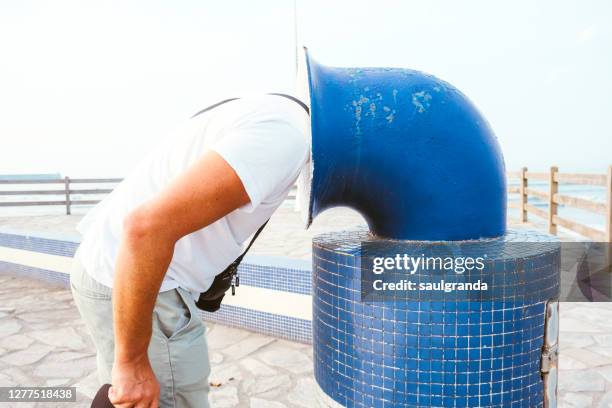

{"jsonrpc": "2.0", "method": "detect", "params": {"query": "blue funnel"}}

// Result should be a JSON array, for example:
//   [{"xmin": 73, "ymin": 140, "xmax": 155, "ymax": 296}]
[{"xmin": 305, "ymin": 51, "xmax": 506, "ymax": 240}]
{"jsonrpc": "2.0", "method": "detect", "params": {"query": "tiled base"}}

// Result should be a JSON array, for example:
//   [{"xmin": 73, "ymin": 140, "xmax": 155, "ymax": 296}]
[{"xmin": 312, "ymin": 228, "xmax": 560, "ymax": 407}]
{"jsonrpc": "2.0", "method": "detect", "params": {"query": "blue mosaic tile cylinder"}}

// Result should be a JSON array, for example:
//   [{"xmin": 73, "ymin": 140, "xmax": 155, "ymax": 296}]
[{"xmin": 312, "ymin": 228, "xmax": 560, "ymax": 408}]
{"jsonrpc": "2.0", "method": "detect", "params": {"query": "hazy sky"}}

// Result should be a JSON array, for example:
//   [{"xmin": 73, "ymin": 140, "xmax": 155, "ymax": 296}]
[{"xmin": 0, "ymin": 0, "xmax": 610, "ymax": 177}]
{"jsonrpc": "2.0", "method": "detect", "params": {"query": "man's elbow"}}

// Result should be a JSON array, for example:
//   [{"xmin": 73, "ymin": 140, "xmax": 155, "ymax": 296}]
[{"xmin": 122, "ymin": 207, "xmax": 171, "ymax": 245}]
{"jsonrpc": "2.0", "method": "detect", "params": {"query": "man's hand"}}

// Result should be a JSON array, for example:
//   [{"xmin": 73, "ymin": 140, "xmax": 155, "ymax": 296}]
[
  {"xmin": 111, "ymin": 150, "xmax": 250, "ymax": 407},
  {"xmin": 109, "ymin": 356, "xmax": 160, "ymax": 408}
]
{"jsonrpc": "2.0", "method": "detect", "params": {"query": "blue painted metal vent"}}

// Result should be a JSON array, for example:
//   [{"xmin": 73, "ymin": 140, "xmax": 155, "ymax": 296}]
[{"xmin": 305, "ymin": 50, "xmax": 507, "ymax": 241}]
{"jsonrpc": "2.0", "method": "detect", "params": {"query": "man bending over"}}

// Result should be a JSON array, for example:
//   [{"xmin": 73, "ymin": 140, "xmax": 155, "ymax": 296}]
[{"xmin": 71, "ymin": 94, "xmax": 309, "ymax": 407}]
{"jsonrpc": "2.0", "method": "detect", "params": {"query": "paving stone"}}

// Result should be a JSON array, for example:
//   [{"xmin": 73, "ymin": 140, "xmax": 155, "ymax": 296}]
[
  {"xmin": 209, "ymin": 363, "xmax": 243, "ymax": 384},
  {"xmin": 28, "ymin": 327, "xmax": 86, "ymax": 350},
  {"xmin": 559, "ymin": 392, "xmax": 593, "ymax": 408},
  {"xmin": 1, "ymin": 366, "xmax": 41, "ymax": 386},
  {"xmin": 590, "ymin": 347, "xmax": 612, "ymax": 359},
  {"xmin": 2, "ymin": 402, "xmax": 37, "ymax": 408},
  {"xmin": 563, "ymin": 348, "xmax": 612, "ymax": 367},
  {"xmin": 0, "ymin": 344, "xmax": 53, "ymax": 366},
  {"xmin": 565, "ymin": 306, "xmax": 612, "ymax": 323},
  {"xmin": 17, "ymin": 308, "xmax": 77, "ymax": 323},
  {"xmin": 46, "ymin": 378, "xmax": 71, "ymax": 387},
  {"xmin": 0, "ymin": 276, "xmax": 15, "ymax": 284},
  {"xmin": 210, "ymin": 352, "xmax": 224, "ymax": 365},
  {"xmin": 559, "ymin": 354, "xmax": 588, "ymax": 370},
  {"xmin": 223, "ymin": 336, "xmax": 276, "ymax": 361},
  {"xmin": 561, "ymin": 333, "xmax": 595, "ymax": 348},
  {"xmin": 209, "ymin": 385, "xmax": 239, "ymax": 408},
  {"xmin": 52, "ymin": 291, "xmax": 76, "ymax": 302},
  {"xmin": 33, "ymin": 356, "xmax": 96, "ymax": 378},
  {"xmin": 0, "ymin": 287, "xmax": 50, "ymax": 296},
  {"xmin": 0, "ymin": 334, "xmax": 35, "ymax": 351},
  {"xmin": 243, "ymin": 374, "xmax": 291, "ymax": 396},
  {"xmin": 0, "ymin": 372, "xmax": 17, "ymax": 387},
  {"xmin": 599, "ymin": 391, "xmax": 612, "ymax": 408},
  {"xmin": 45, "ymin": 351, "xmax": 95, "ymax": 362},
  {"xmin": 0, "ymin": 320, "xmax": 22, "ymax": 337},
  {"xmin": 240, "ymin": 357, "xmax": 278, "ymax": 376},
  {"xmin": 594, "ymin": 334, "xmax": 612, "ymax": 347},
  {"xmin": 276, "ymin": 339, "xmax": 311, "ymax": 351},
  {"xmin": 1, "ymin": 292, "xmax": 55, "ymax": 306},
  {"xmin": 595, "ymin": 365, "xmax": 612, "ymax": 383},
  {"xmin": 257, "ymin": 347, "xmax": 312, "ymax": 374},
  {"xmin": 73, "ymin": 370, "xmax": 100, "ymax": 399},
  {"xmin": 558, "ymin": 370, "xmax": 606, "ymax": 392},
  {"xmin": 251, "ymin": 397, "xmax": 287, "ymax": 408},
  {"xmin": 26, "ymin": 321, "xmax": 71, "ymax": 332},
  {"xmin": 255, "ymin": 388, "xmax": 287, "ymax": 401},
  {"xmin": 560, "ymin": 318, "xmax": 606, "ymax": 333},
  {"xmin": 287, "ymin": 378, "xmax": 317, "ymax": 408},
  {"xmin": 206, "ymin": 325, "xmax": 252, "ymax": 349}
]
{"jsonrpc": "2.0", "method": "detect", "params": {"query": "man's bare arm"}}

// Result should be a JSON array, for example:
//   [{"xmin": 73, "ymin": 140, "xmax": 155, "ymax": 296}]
[{"xmin": 109, "ymin": 150, "xmax": 249, "ymax": 407}]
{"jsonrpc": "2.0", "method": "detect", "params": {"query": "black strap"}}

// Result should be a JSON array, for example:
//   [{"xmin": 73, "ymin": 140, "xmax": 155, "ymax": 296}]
[
  {"xmin": 234, "ymin": 220, "xmax": 269, "ymax": 266},
  {"xmin": 267, "ymin": 93, "xmax": 310, "ymax": 114},
  {"xmin": 190, "ymin": 97, "xmax": 240, "ymax": 118},
  {"xmin": 191, "ymin": 93, "xmax": 309, "ymax": 119}
]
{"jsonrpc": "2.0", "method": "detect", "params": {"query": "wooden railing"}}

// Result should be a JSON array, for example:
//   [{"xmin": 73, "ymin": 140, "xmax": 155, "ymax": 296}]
[
  {"xmin": 2, "ymin": 169, "xmax": 611, "ymax": 242},
  {"xmin": 508, "ymin": 166, "xmax": 612, "ymax": 241},
  {"xmin": 0, "ymin": 177, "xmax": 122, "ymax": 215},
  {"xmin": 0, "ymin": 177, "xmax": 298, "ymax": 215}
]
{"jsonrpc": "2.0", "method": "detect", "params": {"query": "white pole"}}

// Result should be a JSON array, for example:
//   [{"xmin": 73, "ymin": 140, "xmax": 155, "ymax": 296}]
[{"xmin": 293, "ymin": 0, "xmax": 299, "ymax": 76}]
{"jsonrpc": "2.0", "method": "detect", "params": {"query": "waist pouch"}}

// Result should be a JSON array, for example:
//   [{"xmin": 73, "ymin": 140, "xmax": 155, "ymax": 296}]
[
  {"xmin": 195, "ymin": 260, "xmax": 240, "ymax": 312},
  {"xmin": 195, "ymin": 220, "xmax": 268, "ymax": 312}
]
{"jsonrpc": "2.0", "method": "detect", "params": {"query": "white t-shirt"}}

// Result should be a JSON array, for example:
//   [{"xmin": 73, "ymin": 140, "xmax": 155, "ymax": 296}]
[{"xmin": 76, "ymin": 94, "xmax": 310, "ymax": 299}]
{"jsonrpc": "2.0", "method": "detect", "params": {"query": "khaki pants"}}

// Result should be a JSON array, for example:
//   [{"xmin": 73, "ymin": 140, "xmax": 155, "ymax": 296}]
[{"xmin": 70, "ymin": 250, "xmax": 211, "ymax": 408}]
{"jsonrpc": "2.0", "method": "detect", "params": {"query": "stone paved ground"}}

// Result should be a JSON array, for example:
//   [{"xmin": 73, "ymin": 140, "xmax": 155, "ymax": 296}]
[
  {"xmin": 0, "ymin": 275, "xmax": 316, "ymax": 408},
  {"xmin": 0, "ymin": 210, "xmax": 608, "ymax": 406},
  {"xmin": 1, "ymin": 275, "xmax": 612, "ymax": 407},
  {"xmin": 557, "ymin": 303, "xmax": 612, "ymax": 407}
]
